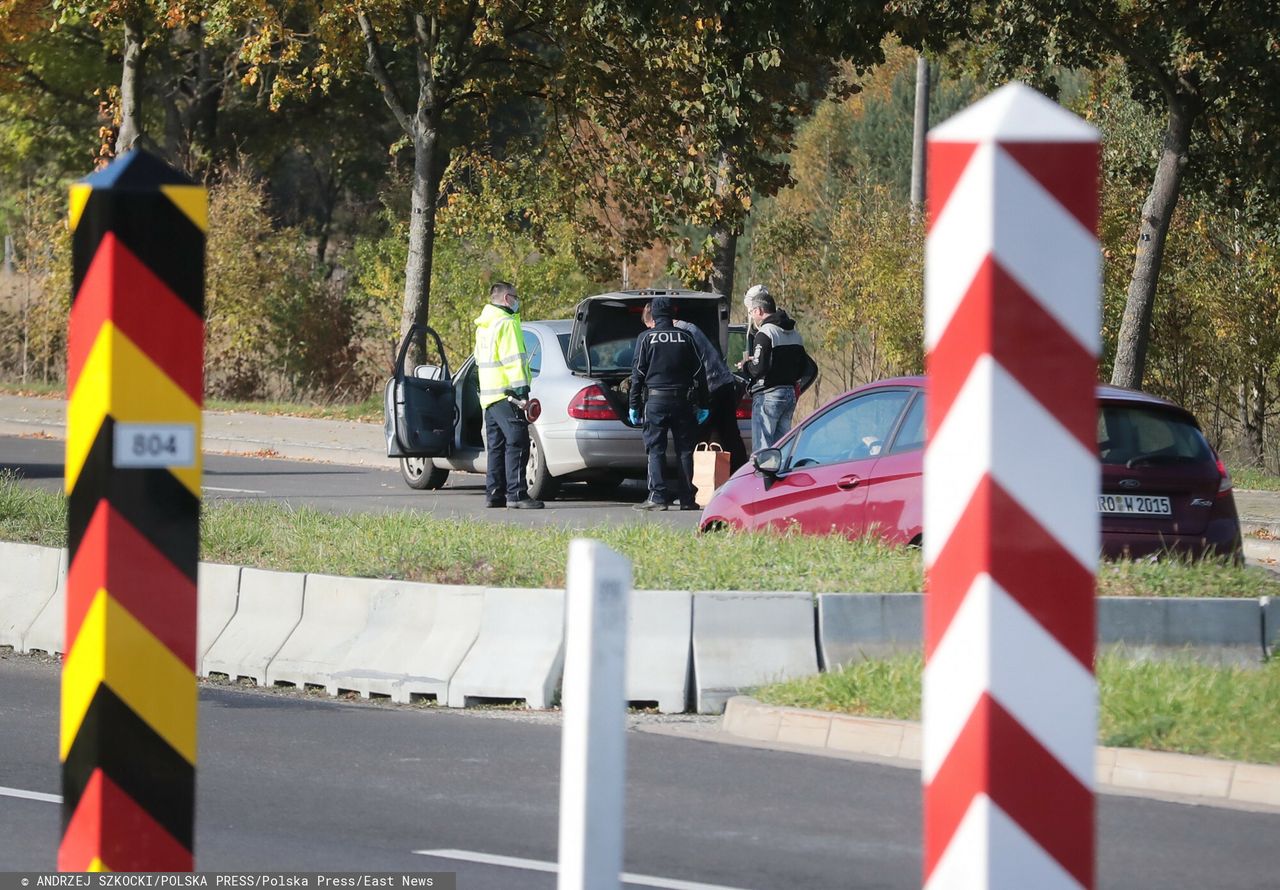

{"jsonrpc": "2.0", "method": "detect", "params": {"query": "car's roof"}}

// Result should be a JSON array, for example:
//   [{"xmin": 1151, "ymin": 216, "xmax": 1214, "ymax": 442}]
[
  {"xmin": 525, "ymin": 319, "xmax": 573, "ymax": 334},
  {"xmin": 1094, "ymin": 383, "xmax": 1181, "ymax": 409},
  {"xmin": 844, "ymin": 375, "xmax": 1188, "ymax": 412}
]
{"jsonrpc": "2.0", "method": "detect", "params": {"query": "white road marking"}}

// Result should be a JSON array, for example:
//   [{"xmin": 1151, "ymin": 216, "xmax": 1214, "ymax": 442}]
[
  {"xmin": 414, "ymin": 849, "xmax": 752, "ymax": 890},
  {"xmin": 0, "ymin": 785, "xmax": 60, "ymax": 804},
  {"xmin": 202, "ymin": 486, "xmax": 266, "ymax": 494}
]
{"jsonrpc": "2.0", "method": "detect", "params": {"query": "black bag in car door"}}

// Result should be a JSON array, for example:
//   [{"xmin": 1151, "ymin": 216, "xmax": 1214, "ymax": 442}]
[{"xmin": 384, "ymin": 324, "xmax": 456, "ymax": 458}]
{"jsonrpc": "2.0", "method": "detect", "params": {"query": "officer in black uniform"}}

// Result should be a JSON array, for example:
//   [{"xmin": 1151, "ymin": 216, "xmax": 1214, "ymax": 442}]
[{"xmin": 629, "ymin": 296, "xmax": 709, "ymax": 511}]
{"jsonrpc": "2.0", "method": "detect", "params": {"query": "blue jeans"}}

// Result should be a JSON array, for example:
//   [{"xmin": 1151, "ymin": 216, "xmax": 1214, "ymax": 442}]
[{"xmin": 752, "ymin": 386, "xmax": 796, "ymax": 452}]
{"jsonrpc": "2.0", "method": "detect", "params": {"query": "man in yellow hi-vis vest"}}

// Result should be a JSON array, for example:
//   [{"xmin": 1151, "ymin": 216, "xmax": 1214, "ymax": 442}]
[{"xmin": 474, "ymin": 281, "xmax": 543, "ymax": 509}]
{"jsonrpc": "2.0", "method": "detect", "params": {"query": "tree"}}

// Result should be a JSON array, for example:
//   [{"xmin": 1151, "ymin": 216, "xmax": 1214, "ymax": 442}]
[
  {"xmin": 0, "ymin": 2, "xmax": 114, "ymax": 174},
  {"xmin": 299, "ymin": 1, "xmax": 575, "ymax": 346},
  {"xmin": 48, "ymin": 1, "xmax": 193, "ymax": 154},
  {"xmin": 1090, "ymin": 74, "xmax": 1280, "ymax": 469},
  {"xmin": 915, "ymin": 1, "xmax": 1280, "ymax": 389},
  {"xmin": 565, "ymin": 1, "xmax": 903, "ymax": 298},
  {"xmin": 33, "ymin": 1, "xmax": 300, "ymax": 170}
]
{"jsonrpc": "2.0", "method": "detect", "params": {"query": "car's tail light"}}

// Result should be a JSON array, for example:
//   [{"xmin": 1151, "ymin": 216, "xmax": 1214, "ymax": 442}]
[
  {"xmin": 1215, "ymin": 455, "xmax": 1233, "ymax": 496},
  {"xmin": 526, "ymin": 398, "xmax": 542, "ymax": 423},
  {"xmin": 735, "ymin": 393, "xmax": 752, "ymax": 420},
  {"xmin": 568, "ymin": 385, "xmax": 618, "ymax": 420}
]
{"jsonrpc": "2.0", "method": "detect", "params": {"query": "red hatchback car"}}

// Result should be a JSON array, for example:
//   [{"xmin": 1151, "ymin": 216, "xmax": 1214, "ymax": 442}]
[{"xmin": 699, "ymin": 376, "xmax": 1243, "ymax": 560}]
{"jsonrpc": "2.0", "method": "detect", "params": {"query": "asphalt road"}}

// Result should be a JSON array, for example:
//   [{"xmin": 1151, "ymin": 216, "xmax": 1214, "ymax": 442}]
[
  {"xmin": 0, "ymin": 435, "xmax": 701, "ymax": 529},
  {"xmin": 1, "ymin": 656, "xmax": 1277, "ymax": 888}
]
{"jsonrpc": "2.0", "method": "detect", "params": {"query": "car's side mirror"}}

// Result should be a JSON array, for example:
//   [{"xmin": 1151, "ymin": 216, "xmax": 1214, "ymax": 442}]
[
  {"xmin": 753, "ymin": 448, "xmax": 783, "ymax": 489},
  {"xmin": 753, "ymin": 448, "xmax": 783, "ymax": 474}
]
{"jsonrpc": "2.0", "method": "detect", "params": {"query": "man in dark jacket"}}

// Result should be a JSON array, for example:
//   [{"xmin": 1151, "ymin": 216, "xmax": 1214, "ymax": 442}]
[
  {"xmin": 738, "ymin": 284, "xmax": 812, "ymax": 451},
  {"xmin": 640, "ymin": 303, "xmax": 748, "ymax": 473},
  {"xmin": 629, "ymin": 296, "xmax": 709, "ymax": 511}
]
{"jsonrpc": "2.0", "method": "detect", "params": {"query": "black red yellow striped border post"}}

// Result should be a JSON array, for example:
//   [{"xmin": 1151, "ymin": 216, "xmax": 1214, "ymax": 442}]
[{"xmin": 61, "ymin": 150, "xmax": 205, "ymax": 872}]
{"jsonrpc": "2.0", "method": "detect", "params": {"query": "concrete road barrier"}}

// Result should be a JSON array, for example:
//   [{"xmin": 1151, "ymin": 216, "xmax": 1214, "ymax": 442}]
[
  {"xmin": 446, "ymin": 587, "xmax": 565, "ymax": 709},
  {"xmin": 328, "ymin": 581, "xmax": 484, "ymax": 701},
  {"xmin": 389, "ymin": 586, "xmax": 486, "ymax": 703},
  {"xmin": 265, "ymin": 573, "xmax": 381, "ymax": 689},
  {"xmin": 202, "ymin": 567, "xmax": 305, "ymax": 683},
  {"xmin": 817, "ymin": 593, "xmax": 922, "ymax": 668},
  {"xmin": 627, "ymin": 590, "xmax": 693, "ymax": 714},
  {"xmin": 692, "ymin": 592, "xmax": 818, "ymax": 714},
  {"xmin": 197, "ymin": 562, "xmax": 241, "ymax": 666},
  {"xmin": 22, "ymin": 548, "xmax": 69, "ymax": 655},
  {"xmin": 1098, "ymin": 597, "xmax": 1265, "ymax": 665},
  {"xmin": 0, "ymin": 542, "xmax": 63, "ymax": 650}
]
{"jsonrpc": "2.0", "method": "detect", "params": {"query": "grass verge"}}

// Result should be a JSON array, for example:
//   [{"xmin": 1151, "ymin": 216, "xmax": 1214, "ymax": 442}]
[
  {"xmin": 0, "ymin": 475, "xmax": 920, "ymax": 592},
  {"xmin": 2, "ymin": 475, "xmax": 1277, "ymax": 597},
  {"xmin": 204, "ymin": 394, "xmax": 382, "ymax": 423},
  {"xmin": 756, "ymin": 652, "xmax": 1280, "ymax": 764},
  {"xmin": 1096, "ymin": 555, "xmax": 1278, "ymax": 598},
  {"xmin": 1232, "ymin": 467, "xmax": 1280, "ymax": 492},
  {"xmin": 0, "ymin": 380, "xmax": 62, "ymax": 398}
]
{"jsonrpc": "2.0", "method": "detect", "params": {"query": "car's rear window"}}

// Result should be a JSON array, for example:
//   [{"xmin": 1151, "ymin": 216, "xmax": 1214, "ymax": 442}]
[
  {"xmin": 567, "ymin": 303, "xmax": 646, "ymax": 374},
  {"xmin": 1097, "ymin": 405, "xmax": 1212, "ymax": 467},
  {"xmin": 567, "ymin": 299, "xmax": 723, "ymax": 375}
]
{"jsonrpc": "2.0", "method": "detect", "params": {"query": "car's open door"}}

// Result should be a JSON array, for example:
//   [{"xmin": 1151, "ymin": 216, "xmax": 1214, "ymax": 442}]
[{"xmin": 383, "ymin": 324, "xmax": 456, "ymax": 458}]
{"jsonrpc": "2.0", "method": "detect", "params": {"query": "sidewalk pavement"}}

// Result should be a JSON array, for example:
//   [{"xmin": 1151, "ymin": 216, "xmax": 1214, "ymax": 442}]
[
  {"xmin": 721, "ymin": 697, "xmax": 1280, "ymax": 813},
  {"xmin": 1237, "ymin": 490, "xmax": 1280, "ymax": 533},
  {"xmin": 0, "ymin": 393, "xmax": 383, "ymax": 466}
]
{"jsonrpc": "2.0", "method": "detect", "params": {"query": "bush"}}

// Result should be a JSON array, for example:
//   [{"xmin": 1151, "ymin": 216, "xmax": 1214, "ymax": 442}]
[
  {"xmin": 205, "ymin": 166, "xmax": 369, "ymax": 401},
  {"xmin": 0, "ymin": 185, "xmax": 70, "ymax": 386}
]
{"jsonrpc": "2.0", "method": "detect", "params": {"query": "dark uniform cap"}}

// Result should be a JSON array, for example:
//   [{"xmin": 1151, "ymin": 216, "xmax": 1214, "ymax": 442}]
[{"xmin": 649, "ymin": 295, "xmax": 674, "ymax": 320}]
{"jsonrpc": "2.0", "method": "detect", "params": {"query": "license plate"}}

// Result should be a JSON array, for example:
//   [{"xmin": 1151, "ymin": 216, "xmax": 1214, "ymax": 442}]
[{"xmin": 1098, "ymin": 494, "xmax": 1171, "ymax": 516}]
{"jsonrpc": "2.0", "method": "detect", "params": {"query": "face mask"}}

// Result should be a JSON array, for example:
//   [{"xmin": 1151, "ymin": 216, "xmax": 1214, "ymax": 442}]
[{"xmin": 509, "ymin": 297, "xmax": 520, "ymax": 313}]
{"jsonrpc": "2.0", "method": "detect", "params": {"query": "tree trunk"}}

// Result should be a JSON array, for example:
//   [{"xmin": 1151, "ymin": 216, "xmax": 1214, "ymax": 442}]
[
  {"xmin": 195, "ymin": 23, "xmax": 219, "ymax": 153},
  {"xmin": 116, "ymin": 18, "xmax": 145, "ymax": 154},
  {"xmin": 163, "ymin": 90, "xmax": 185, "ymax": 167},
  {"xmin": 1110, "ymin": 98, "xmax": 1195, "ymax": 389},
  {"xmin": 399, "ymin": 122, "xmax": 440, "ymax": 341},
  {"xmin": 708, "ymin": 149, "xmax": 738, "ymax": 298},
  {"xmin": 709, "ymin": 224, "xmax": 737, "ymax": 299},
  {"xmin": 1237, "ymin": 374, "xmax": 1266, "ymax": 468},
  {"xmin": 910, "ymin": 54, "xmax": 929, "ymax": 217}
]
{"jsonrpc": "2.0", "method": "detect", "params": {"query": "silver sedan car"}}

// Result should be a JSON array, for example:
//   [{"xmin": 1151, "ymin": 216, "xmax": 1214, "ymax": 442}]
[{"xmin": 395, "ymin": 290, "xmax": 752, "ymax": 501}]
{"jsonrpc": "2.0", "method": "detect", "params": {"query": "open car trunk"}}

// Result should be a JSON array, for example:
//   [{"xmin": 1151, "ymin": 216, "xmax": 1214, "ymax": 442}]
[{"xmin": 566, "ymin": 290, "xmax": 729, "ymax": 418}]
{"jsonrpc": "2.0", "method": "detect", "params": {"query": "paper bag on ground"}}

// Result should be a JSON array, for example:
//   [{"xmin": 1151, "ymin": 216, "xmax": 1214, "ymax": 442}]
[{"xmin": 693, "ymin": 443, "xmax": 731, "ymax": 507}]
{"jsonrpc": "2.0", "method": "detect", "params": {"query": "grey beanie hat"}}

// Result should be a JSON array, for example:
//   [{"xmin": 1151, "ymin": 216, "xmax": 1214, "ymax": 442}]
[{"xmin": 744, "ymin": 284, "xmax": 772, "ymax": 312}]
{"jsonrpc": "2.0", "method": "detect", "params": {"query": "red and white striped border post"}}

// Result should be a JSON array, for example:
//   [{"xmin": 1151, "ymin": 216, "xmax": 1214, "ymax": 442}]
[{"xmin": 922, "ymin": 84, "xmax": 1100, "ymax": 889}]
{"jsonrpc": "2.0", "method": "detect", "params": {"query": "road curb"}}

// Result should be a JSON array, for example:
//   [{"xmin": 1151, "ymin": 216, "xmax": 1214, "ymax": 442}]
[{"xmin": 721, "ymin": 696, "xmax": 1280, "ymax": 810}]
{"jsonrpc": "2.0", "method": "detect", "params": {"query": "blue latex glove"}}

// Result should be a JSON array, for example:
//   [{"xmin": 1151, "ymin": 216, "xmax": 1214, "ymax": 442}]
[
  {"xmin": 696, "ymin": 408, "xmax": 710, "ymax": 424},
  {"xmin": 629, "ymin": 408, "xmax": 640, "ymax": 425}
]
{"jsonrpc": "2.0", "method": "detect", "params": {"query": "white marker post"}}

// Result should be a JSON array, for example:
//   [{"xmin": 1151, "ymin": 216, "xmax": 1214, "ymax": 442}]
[{"xmin": 558, "ymin": 540, "xmax": 632, "ymax": 890}]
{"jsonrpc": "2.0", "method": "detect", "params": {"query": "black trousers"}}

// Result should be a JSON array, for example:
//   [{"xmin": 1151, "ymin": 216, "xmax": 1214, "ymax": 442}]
[
  {"xmin": 642, "ymin": 392, "xmax": 697, "ymax": 505},
  {"xmin": 702, "ymin": 383, "xmax": 749, "ymax": 473},
  {"xmin": 484, "ymin": 399, "xmax": 530, "ymax": 502}
]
